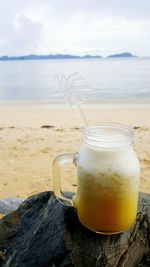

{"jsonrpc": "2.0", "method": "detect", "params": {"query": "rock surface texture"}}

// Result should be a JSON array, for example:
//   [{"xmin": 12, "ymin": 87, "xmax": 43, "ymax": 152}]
[
  {"xmin": 0, "ymin": 198, "xmax": 24, "ymax": 214},
  {"xmin": 0, "ymin": 191, "xmax": 150, "ymax": 267}
]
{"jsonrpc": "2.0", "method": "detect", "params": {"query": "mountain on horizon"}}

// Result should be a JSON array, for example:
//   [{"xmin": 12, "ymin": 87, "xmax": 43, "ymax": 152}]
[
  {"xmin": 108, "ymin": 52, "xmax": 137, "ymax": 58},
  {"xmin": 0, "ymin": 54, "xmax": 102, "ymax": 61},
  {"xmin": 0, "ymin": 52, "xmax": 138, "ymax": 61}
]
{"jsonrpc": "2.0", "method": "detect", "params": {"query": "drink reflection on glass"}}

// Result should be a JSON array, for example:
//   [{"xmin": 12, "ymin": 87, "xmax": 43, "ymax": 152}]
[{"xmin": 53, "ymin": 123, "xmax": 140, "ymax": 234}]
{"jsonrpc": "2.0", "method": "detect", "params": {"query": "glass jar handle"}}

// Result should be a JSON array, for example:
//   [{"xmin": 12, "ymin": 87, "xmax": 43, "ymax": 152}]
[{"xmin": 53, "ymin": 153, "xmax": 77, "ymax": 206}]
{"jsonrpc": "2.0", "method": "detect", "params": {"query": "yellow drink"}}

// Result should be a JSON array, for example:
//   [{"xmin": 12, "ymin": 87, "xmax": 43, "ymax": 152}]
[
  {"xmin": 77, "ymin": 192, "xmax": 138, "ymax": 233},
  {"xmin": 74, "ymin": 169, "xmax": 139, "ymax": 234}
]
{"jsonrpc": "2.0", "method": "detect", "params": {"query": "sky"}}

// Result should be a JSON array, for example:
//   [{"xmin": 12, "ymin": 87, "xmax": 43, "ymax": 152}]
[{"xmin": 0, "ymin": 0, "xmax": 150, "ymax": 57}]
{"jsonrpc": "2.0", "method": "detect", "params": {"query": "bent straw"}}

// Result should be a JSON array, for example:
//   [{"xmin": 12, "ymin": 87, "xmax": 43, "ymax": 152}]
[{"xmin": 53, "ymin": 73, "xmax": 88, "ymax": 127}]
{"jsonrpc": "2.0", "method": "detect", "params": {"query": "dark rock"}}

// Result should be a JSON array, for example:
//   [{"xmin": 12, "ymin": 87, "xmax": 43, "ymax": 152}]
[
  {"xmin": 41, "ymin": 125, "xmax": 55, "ymax": 129},
  {"xmin": 0, "ymin": 191, "xmax": 150, "ymax": 267},
  {"xmin": 9, "ymin": 126, "xmax": 15, "ymax": 129},
  {"xmin": 0, "ymin": 197, "xmax": 24, "ymax": 214},
  {"xmin": 134, "ymin": 126, "xmax": 141, "ymax": 130}
]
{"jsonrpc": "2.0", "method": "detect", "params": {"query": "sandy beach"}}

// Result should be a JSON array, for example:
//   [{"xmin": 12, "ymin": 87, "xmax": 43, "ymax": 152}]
[{"xmin": 0, "ymin": 100, "xmax": 150, "ymax": 199}]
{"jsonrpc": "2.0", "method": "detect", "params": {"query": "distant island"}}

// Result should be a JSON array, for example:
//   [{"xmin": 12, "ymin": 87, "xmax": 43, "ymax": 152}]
[
  {"xmin": 0, "ymin": 52, "xmax": 138, "ymax": 61},
  {"xmin": 0, "ymin": 54, "xmax": 102, "ymax": 61},
  {"xmin": 108, "ymin": 52, "xmax": 137, "ymax": 58}
]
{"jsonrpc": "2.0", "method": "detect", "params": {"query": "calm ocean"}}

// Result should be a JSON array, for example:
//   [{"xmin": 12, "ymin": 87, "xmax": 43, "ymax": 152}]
[{"xmin": 0, "ymin": 58, "xmax": 150, "ymax": 100}]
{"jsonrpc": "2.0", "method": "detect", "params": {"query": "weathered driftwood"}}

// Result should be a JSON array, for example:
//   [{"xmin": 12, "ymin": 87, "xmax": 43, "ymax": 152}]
[{"xmin": 0, "ymin": 191, "xmax": 150, "ymax": 267}]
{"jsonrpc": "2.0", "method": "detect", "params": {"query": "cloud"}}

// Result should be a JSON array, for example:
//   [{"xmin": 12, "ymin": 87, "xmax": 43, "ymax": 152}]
[
  {"xmin": 36, "ymin": 9, "xmax": 150, "ymax": 56},
  {"xmin": 0, "ymin": 0, "xmax": 150, "ymax": 56}
]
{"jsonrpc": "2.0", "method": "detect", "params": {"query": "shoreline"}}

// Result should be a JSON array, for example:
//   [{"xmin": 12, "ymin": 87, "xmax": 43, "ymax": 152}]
[
  {"xmin": 0, "ymin": 101, "xmax": 149, "ymax": 128},
  {"xmin": 0, "ymin": 98, "xmax": 150, "ymax": 108}
]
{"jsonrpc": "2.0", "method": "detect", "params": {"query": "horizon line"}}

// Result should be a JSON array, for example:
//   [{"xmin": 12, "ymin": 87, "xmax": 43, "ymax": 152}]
[{"xmin": 0, "ymin": 52, "xmax": 150, "ymax": 60}]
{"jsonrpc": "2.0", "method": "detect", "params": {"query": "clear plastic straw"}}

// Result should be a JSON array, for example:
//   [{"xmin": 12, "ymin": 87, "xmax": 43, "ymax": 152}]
[
  {"xmin": 53, "ymin": 73, "xmax": 88, "ymax": 127},
  {"xmin": 77, "ymin": 104, "xmax": 88, "ymax": 127}
]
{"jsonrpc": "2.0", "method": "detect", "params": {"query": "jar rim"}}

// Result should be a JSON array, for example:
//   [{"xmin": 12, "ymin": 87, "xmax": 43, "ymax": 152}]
[{"xmin": 83, "ymin": 122, "xmax": 134, "ymax": 147}]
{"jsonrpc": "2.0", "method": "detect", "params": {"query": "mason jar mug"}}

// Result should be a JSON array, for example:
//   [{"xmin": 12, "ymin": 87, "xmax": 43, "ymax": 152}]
[{"xmin": 53, "ymin": 123, "xmax": 140, "ymax": 234}]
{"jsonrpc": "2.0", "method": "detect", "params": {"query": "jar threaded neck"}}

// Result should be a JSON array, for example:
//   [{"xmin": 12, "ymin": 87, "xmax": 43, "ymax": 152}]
[{"xmin": 83, "ymin": 123, "xmax": 134, "ymax": 149}]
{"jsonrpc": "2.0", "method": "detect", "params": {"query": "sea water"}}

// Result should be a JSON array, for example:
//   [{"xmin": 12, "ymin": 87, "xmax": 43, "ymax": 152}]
[{"xmin": 0, "ymin": 57, "xmax": 150, "ymax": 100}]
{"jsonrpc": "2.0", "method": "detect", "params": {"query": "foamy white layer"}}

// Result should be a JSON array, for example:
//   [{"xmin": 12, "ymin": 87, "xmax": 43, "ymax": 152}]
[
  {"xmin": 78, "ymin": 144, "xmax": 140, "ymax": 179},
  {"xmin": 76, "ymin": 144, "xmax": 140, "ymax": 196}
]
